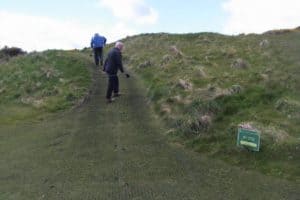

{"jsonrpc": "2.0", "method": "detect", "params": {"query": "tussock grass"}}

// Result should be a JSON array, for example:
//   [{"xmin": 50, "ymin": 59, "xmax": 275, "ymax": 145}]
[
  {"xmin": 0, "ymin": 50, "xmax": 92, "ymax": 124},
  {"xmin": 123, "ymin": 29, "xmax": 300, "ymax": 180}
]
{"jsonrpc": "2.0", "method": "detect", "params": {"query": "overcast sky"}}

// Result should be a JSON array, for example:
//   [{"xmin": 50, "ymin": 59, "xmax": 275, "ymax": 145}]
[{"xmin": 0, "ymin": 0, "xmax": 299, "ymax": 51}]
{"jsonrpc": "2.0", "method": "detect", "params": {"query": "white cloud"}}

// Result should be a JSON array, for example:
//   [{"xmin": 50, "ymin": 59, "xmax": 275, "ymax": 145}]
[
  {"xmin": 222, "ymin": 0, "xmax": 300, "ymax": 34},
  {"xmin": 98, "ymin": 0, "xmax": 158, "ymax": 25},
  {"xmin": 0, "ymin": 10, "xmax": 137, "ymax": 51}
]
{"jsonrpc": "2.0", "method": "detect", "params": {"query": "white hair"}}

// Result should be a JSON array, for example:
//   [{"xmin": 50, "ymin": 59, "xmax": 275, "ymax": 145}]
[{"xmin": 115, "ymin": 41, "xmax": 124, "ymax": 49}]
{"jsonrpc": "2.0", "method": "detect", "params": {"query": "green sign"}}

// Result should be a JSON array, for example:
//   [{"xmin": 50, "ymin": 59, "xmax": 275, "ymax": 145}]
[{"xmin": 237, "ymin": 128, "xmax": 260, "ymax": 151}]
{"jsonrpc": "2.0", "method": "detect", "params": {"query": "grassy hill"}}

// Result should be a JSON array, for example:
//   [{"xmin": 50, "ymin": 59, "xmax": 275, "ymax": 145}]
[
  {"xmin": 0, "ymin": 50, "xmax": 92, "ymax": 124},
  {"xmin": 1, "ymin": 28, "xmax": 299, "ymax": 181},
  {"xmin": 121, "ymin": 28, "xmax": 300, "ymax": 180}
]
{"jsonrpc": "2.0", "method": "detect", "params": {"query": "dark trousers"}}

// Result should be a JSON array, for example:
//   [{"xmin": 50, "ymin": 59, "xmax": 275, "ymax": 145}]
[
  {"xmin": 93, "ymin": 47, "xmax": 103, "ymax": 66},
  {"xmin": 106, "ymin": 75, "xmax": 119, "ymax": 99}
]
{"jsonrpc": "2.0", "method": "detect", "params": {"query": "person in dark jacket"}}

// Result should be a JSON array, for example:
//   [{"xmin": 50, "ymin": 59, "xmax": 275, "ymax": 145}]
[
  {"xmin": 90, "ymin": 33, "xmax": 106, "ymax": 66},
  {"xmin": 104, "ymin": 41, "xmax": 129, "ymax": 103}
]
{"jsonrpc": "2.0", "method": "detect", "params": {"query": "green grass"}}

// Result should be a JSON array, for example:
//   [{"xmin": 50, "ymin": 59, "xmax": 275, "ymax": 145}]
[
  {"xmin": 0, "ymin": 28, "xmax": 299, "ymax": 183},
  {"xmin": 122, "ymin": 29, "xmax": 300, "ymax": 181},
  {"xmin": 0, "ymin": 50, "xmax": 92, "ymax": 124},
  {"xmin": 0, "ymin": 32, "xmax": 299, "ymax": 199},
  {"xmin": 1, "ymin": 67, "xmax": 298, "ymax": 199}
]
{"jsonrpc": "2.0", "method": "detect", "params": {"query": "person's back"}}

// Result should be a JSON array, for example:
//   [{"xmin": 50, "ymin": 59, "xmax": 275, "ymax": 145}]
[
  {"xmin": 104, "ymin": 42, "xmax": 127, "ymax": 103},
  {"xmin": 105, "ymin": 47, "xmax": 123, "ymax": 75},
  {"xmin": 91, "ymin": 33, "xmax": 106, "ymax": 66},
  {"xmin": 91, "ymin": 34, "xmax": 106, "ymax": 48}
]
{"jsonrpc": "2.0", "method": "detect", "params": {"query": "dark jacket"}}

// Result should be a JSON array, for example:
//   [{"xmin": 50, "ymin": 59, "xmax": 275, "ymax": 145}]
[{"xmin": 104, "ymin": 47, "xmax": 124, "ymax": 75}]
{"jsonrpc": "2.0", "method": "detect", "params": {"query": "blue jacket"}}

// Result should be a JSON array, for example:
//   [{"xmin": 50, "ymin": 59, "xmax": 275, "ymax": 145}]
[
  {"xmin": 91, "ymin": 34, "xmax": 106, "ymax": 48},
  {"xmin": 104, "ymin": 47, "xmax": 124, "ymax": 75}
]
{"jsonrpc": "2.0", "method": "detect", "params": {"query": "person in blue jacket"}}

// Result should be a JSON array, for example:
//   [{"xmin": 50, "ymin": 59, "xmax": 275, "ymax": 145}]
[
  {"xmin": 90, "ymin": 33, "xmax": 106, "ymax": 66},
  {"xmin": 104, "ymin": 41, "xmax": 130, "ymax": 103}
]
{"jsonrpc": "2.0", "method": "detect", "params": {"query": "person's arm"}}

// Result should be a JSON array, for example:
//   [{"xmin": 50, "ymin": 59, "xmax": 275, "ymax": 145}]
[
  {"xmin": 90, "ymin": 37, "xmax": 93, "ymax": 48},
  {"xmin": 113, "ymin": 49, "xmax": 130, "ymax": 78},
  {"xmin": 115, "ymin": 51, "xmax": 124, "ymax": 73},
  {"xmin": 116, "ymin": 53, "xmax": 130, "ymax": 78},
  {"xmin": 103, "ymin": 57, "xmax": 108, "ymax": 72}
]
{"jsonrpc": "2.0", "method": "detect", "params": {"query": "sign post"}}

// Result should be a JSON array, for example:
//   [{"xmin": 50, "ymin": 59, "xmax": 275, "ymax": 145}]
[{"xmin": 237, "ymin": 128, "xmax": 260, "ymax": 151}]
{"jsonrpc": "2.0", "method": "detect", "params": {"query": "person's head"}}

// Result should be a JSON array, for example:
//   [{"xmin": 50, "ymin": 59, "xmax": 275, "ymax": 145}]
[
  {"xmin": 115, "ymin": 41, "xmax": 124, "ymax": 51},
  {"xmin": 94, "ymin": 33, "xmax": 99, "ymax": 37}
]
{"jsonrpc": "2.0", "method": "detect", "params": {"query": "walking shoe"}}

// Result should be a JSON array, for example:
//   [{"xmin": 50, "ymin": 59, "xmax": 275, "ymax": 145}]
[
  {"xmin": 113, "ymin": 93, "xmax": 122, "ymax": 97},
  {"xmin": 106, "ymin": 98, "xmax": 114, "ymax": 103}
]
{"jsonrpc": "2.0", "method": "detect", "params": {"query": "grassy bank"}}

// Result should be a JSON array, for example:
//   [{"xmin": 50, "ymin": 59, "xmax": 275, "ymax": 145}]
[
  {"xmin": 0, "ymin": 50, "xmax": 92, "ymax": 124},
  {"xmin": 122, "ymin": 29, "xmax": 300, "ymax": 181}
]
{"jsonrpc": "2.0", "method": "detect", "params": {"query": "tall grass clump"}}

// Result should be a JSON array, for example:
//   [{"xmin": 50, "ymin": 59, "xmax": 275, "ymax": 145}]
[
  {"xmin": 0, "ymin": 50, "xmax": 92, "ymax": 124},
  {"xmin": 124, "ymin": 29, "xmax": 300, "ymax": 180}
]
